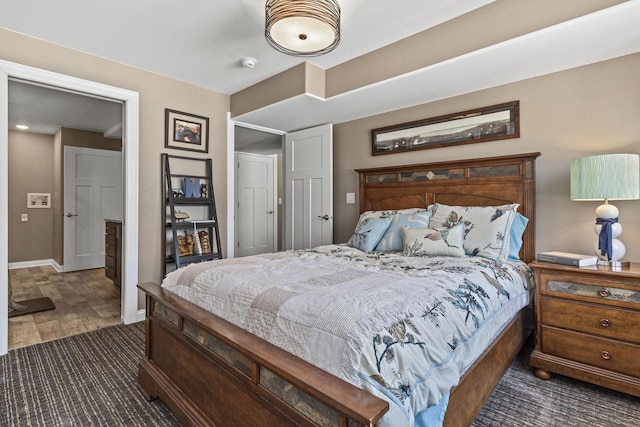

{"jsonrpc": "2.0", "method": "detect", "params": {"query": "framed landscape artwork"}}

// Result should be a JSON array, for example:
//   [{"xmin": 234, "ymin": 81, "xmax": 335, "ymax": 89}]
[
  {"xmin": 371, "ymin": 101, "xmax": 520, "ymax": 155},
  {"xmin": 165, "ymin": 109, "xmax": 210, "ymax": 153}
]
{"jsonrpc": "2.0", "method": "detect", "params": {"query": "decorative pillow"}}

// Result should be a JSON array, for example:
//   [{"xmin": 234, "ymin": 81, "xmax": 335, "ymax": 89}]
[
  {"xmin": 428, "ymin": 203, "xmax": 519, "ymax": 262},
  {"xmin": 375, "ymin": 211, "xmax": 432, "ymax": 252},
  {"xmin": 508, "ymin": 213, "xmax": 529, "ymax": 261},
  {"xmin": 355, "ymin": 208, "xmax": 427, "ymax": 229},
  {"xmin": 347, "ymin": 217, "xmax": 392, "ymax": 253},
  {"xmin": 402, "ymin": 224, "xmax": 466, "ymax": 257}
]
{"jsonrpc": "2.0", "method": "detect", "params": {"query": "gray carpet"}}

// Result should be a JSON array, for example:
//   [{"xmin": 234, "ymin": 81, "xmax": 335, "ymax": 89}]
[
  {"xmin": 0, "ymin": 323, "xmax": 638, "ymax": 426},
  {"xmin": 0, "ymin": 323, "xmax": 177, "ymax": 427},
  {"xmin": 473, "ymin": 348, "xmax": 640, "ymax": 427}
]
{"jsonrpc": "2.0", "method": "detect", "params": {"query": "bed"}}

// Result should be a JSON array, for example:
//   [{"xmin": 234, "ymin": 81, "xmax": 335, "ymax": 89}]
[{"xmin": 138, "ymin": 152, "xmax": 540, "ymax": 427}]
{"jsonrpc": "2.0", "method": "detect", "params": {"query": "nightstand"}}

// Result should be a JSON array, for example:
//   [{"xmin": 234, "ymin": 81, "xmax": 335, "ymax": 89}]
[{"xmin": 529, "ymin": 261, "xmax": 640, "ymax": 397}]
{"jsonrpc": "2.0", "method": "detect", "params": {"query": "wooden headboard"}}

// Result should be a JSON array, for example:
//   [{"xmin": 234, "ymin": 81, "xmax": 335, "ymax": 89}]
[{"xmin": 356, "ymin": 152, "xmax": 540, "ymax": 263}]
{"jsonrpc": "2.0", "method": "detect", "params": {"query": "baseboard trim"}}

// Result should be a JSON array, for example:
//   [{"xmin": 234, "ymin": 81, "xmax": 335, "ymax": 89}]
[
  {"xmin": 8, "ymin": 259, "xmax": 63, "ymax": 272},
  {"xmin": 137, "ymin": 309, "xmax": 146, "ymax": 322}
]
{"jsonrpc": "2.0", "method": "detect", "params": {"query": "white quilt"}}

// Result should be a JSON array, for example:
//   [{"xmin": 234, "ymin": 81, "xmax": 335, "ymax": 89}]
[{"xmin": 162, "ymin": 245, "xmax": 534, "ymax": 427}]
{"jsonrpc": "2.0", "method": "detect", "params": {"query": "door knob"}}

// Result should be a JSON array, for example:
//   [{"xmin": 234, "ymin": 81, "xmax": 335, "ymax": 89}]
[
  {"xmin": 66, "ymin": 213, "xmax": 78, "ymax": 218},
  {"xmin": 317, "ymin": 214, "xmax": 330, "ymax": 220},
  {"xmin": 266, "ymin": 211, "xmax": 274, "ymax": 214}
]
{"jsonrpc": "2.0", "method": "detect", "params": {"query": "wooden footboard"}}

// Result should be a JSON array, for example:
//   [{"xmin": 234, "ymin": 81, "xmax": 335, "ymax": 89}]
[
  {"xmin": 138, "ymin": 282, "xmax": 533, "ymax": 427},
  {"xmin": 138, "ymin": 282, "xmax": 389, "ymax": 427}
]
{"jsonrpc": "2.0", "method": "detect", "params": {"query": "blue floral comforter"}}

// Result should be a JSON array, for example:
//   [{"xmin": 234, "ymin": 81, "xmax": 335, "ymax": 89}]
[{"xmin": 162, "ymin": 244, "xmax": 534, "ymax": 427}]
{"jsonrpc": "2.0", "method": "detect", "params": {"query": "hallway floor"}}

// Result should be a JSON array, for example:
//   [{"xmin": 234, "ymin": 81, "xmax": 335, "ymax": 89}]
[{"xmin": 8, "ymin": 266, "xmax": 121, "ymax": 350}]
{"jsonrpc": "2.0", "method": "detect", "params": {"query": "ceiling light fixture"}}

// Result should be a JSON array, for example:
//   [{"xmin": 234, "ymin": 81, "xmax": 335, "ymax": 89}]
[
  {"xmin": 265, "ymin": 0, "xmax": 340, "ymax": 57},
  {"xmin": 15, "ymin": 124, "xmax": 29, "ymax": 130}
]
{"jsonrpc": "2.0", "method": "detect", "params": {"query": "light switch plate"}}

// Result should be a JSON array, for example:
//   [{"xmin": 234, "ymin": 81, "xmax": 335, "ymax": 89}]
[
  {"xmin": 21, "ymin": 214, "xmax": 28, "ymax": 222},
  {"xmin": 346, "ymin": 193, "xmax": 356, "ymax": 204}
]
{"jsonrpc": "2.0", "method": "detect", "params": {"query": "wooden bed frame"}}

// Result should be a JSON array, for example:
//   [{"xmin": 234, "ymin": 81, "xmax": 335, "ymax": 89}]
[{"xmin": 138, "ymin": 152, "xmax": 540, "ymax": 427}]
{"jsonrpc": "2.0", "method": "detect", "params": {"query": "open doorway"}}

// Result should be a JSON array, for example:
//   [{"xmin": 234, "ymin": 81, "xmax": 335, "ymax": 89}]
[
  {"xmin": 7, "ymin": 80, "xmax": 124, "ymax": 349},
  {"xmin": 234, "ymin": 124, "xmax": 283, "ymax": 257},
  {"xmin": 0, "ymin": 60, "xmax": 140, "ymax": 356}
]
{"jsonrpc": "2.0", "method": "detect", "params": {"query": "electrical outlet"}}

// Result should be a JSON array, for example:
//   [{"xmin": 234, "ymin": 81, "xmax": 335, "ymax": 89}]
[{"xmin": 21, "ymin": 214, "xmax": 28, "ymax": 222}]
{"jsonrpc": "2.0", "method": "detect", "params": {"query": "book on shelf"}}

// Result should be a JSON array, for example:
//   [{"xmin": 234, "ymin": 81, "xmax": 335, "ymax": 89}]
[{"xmin": 536, "ymin": 251, "xmax": 598, "ymax": 267}]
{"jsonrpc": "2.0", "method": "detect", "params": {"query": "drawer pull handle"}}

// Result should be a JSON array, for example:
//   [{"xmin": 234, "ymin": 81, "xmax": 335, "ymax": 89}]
[
  {"xmin": 601, "ymin": 351, "xmax": 611, "ymax": 360},
  {"xmin": 598, "ymin": 288, "xmax": 611, "ymax": 298},
  {"xmin": 600, "ymin": 319, "xmax": 611, "ymax": 328}
]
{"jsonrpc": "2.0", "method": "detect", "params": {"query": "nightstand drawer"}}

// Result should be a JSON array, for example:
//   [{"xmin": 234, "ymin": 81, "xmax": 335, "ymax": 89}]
[
  {"xmin": 541, "ymin": 297, "xmax": 640, "ymax": 344},
  {"xmin": 543, "ymin": 277, "xmax": 640, "ymax": 308},
  {"xmin": 542, "ymin": 326, "xmax": 640, "ymax": 377}
]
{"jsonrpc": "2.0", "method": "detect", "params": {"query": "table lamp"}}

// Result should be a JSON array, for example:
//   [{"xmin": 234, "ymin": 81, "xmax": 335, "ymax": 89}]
[{"xmin": 570, "ymin": 153, "xmax": 640, "ymax": 267}]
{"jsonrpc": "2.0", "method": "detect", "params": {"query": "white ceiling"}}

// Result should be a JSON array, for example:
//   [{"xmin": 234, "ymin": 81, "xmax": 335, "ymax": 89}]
[
  {"xmin": 8, "ymin": 80, "xmax": 123, "ymax": 137},
  {"xmin": 1, "ymin": 1, "xmax": 640, "ymax": 135}
]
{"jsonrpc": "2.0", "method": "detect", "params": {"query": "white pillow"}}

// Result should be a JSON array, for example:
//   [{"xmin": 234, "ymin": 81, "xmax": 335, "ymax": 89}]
[
  {"xmin": 428, "ymin": 203, "xmax": 518, "ymax": 262},
  {"xmin": 402, "ymin": 224, "xmax": 466, "ymax": 257}
]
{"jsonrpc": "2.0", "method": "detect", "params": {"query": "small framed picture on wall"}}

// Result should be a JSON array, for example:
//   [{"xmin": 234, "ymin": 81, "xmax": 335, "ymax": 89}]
[
  {"xmin": 27, "ymin": 193, "xmax": 51, "ymax": 208},
  {"xmin": 165, "ymin": 109, "xmax": 210, "ymax": 153}
]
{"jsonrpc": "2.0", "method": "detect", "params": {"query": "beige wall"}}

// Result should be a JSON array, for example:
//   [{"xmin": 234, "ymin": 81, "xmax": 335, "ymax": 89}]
[
  {"xmin": 334, "ymin": 53, "xmax": 640, "ymax": 261},
  {"xmin": 0, "ymin": 28, "xmax": 230, "ymax": 293},
  {"xmin": 8, "ymin": 131, "xmax": 55, "ymax": 263}
]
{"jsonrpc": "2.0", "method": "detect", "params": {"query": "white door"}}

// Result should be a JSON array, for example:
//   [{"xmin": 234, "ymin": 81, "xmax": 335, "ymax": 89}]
[
  {"xmin": 64, "ymin": 146, "xmax": 122, "ymax": 272},
  {"xmin": 284, "ymin": 124, "xmax": 333, "ymax": 250},
  {"xmin": 235, "ymin": 152, "xmax": 276, "ymax": 257}
]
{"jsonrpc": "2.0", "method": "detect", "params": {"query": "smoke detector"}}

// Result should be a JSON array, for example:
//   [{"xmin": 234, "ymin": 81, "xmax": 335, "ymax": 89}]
[{"xmin": 240, "ymin": 57, "xmax": 257, "ymax": 69}]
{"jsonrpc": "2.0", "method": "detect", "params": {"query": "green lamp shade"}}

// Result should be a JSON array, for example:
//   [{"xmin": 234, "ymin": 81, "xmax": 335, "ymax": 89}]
[{"xmin": 570, "ymin": 154, "xmax": 640, "ymax": 201}]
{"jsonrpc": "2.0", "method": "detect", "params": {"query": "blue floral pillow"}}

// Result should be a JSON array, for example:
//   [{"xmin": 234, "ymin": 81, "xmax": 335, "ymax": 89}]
[
  {"xmin": 375, "ymin": 211, "xmax": 432, "ymax": 252},
  {"xmin": 347, "ymin": 217, "xmax": 392, "ymax": 253}
]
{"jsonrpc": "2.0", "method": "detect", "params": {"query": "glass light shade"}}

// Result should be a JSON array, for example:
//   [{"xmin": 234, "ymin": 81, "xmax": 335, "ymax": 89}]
[
  {"xmin": 265, "ymin": 0, "xmax": 340, "ymax": 57},
  {"xmin": 570, "ymin": 153, "xmax": 640, "ymax": 201}
]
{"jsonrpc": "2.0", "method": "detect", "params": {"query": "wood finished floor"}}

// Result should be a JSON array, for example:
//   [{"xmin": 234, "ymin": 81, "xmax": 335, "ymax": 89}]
[{"xmin": 8, "ymin": 266, "xmax": 121, "ymax": 350}]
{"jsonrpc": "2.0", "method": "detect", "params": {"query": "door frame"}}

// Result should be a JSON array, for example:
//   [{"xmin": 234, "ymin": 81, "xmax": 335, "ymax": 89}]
[
  {"xmin": 226, "ymin": 115, "xmax": 284, "ymax": 259},
  {"xmin": 0, "ymin": 60, "xmax": 140, "ymax": 355}
]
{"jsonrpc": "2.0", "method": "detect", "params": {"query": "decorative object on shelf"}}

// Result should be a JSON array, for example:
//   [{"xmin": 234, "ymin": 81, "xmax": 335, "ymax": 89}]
[
  {"xmin": 570, "ymin": 153, "xmax": 640, "ymax": 267},
  {"xmin": 265, "ymin": 0, "xmax": 340, "ymax": 57},
  {"xmin": 184, "ymin": 177, "xmax": 200, "ymax": 198},
  {"xmin": 27, "ymin": 192, "xmax": 51, "ymax": 208},
  {"xmin": 172, "ymin": 188, "xmax": 184, "ymax": 198},
  {"xmin": 177, "ymin": 233, "xmax": 194, "ymax": 257},
  {"xmin": 174, "ymin": 210, "xmax": 190, "ymax": 222},
  {"xmin": 200, "ymin": 183, "xmax": 208, "ymax": 198},
  {"xmin": 199, "ymin": 230, "xmax": 211, "ymax": 254},
  {"xmin": 371, "ymin": 101, "xmax": 519, "ymax": 156},
  {"xmin": 165, "ymin": 109, "xmax": 209, "ymax": 153},
  {"xmin": 192, "ymin": 225, "xmax": 202, "ymax": 255}
]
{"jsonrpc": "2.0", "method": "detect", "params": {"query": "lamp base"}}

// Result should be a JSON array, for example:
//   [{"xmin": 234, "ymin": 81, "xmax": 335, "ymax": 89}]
[{"xmin": 597, "ymin": 259, "xmax": 630, "ymax": 269}]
